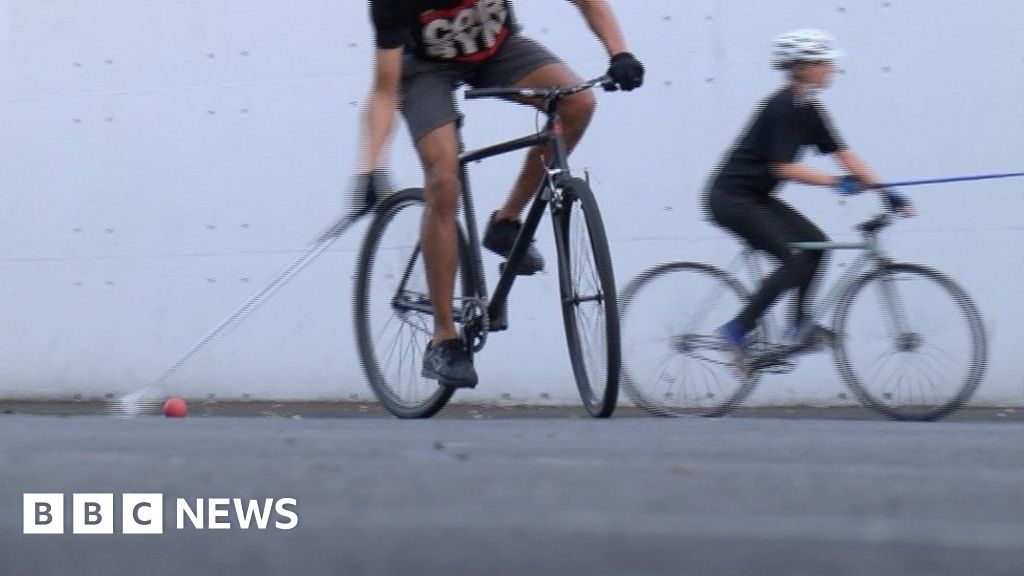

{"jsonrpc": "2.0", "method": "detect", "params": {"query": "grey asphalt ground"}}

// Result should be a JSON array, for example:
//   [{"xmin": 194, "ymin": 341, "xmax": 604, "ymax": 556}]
[{"xmin": 3, "ymin": 405, "xmax": 1024, "ymax": 576}]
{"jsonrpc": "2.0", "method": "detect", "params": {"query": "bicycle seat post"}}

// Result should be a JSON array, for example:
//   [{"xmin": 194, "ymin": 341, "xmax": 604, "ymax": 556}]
[{"xmin": 541, "ymin": 96, "xmax": 570, "ymax": 177}]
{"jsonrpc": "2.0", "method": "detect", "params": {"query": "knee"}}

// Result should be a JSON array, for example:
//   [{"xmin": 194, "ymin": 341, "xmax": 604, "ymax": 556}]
[
  {"xmin": 804, "ymin": 233, "xmax": 830, "ymax": 270},
  {"xmin": 561, "ymin": 90, "xmax": 596, "ymax": 132},
  {"xmin": 424, "ymin": 169, "xmax": 461, "ymax": 215},
  {"xmin": 811, "ymin": 246, "xmax": 829, "ymax": 270}
]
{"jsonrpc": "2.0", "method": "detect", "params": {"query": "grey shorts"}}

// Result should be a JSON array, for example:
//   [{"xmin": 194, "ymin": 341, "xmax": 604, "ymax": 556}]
[{"xmin": 400, "ymin": 35, "xmax": 562, "ymax": 143}]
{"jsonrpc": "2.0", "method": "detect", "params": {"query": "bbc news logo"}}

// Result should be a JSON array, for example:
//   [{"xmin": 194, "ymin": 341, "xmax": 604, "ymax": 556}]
[{"xmin": 23, "ymin": 493, "xmax": 299, "ymax": 534}]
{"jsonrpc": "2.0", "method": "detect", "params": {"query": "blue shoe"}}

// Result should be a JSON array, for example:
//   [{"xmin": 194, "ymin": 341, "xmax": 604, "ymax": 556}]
[{"xmin": 717, "ymin": 320, "xmax": 751, "ymax": 377}]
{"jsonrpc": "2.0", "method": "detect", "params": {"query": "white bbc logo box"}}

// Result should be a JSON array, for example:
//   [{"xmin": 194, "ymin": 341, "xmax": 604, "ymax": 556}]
[
  {"xmin": 23, "ymin": 493, "xmax": 163, "ymax": 535},
  {"xmin": 24, "ymin": 493, "xmax": 298, "ymax": 534}
]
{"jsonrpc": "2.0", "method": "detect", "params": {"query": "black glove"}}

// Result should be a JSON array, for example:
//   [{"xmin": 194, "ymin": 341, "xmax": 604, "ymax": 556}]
[
  {"xmin": 606, "ymin": 52, "xmax": 645, "ymax": 91},
  {"xmin": 348, "ymin": 170, "xmax": 392, "ymax": 215},
  {"xmin": 882, "ymin": 188, "xmax": 912, "ymax": 214}
]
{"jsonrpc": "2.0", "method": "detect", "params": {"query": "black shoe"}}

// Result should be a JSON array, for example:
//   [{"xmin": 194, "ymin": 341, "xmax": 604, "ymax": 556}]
[
  {"xmin": 483, "ymin": 212, "xmax": 545, "ymax": 275},
  {"xmin": 421, "ymin": 338, "xmax": 478, "ymax": 389}
]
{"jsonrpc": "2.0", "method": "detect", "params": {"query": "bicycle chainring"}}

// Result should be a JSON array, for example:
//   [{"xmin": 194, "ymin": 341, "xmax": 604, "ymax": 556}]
[{"xmin": 460, "ymin": 297, "xmax": 489, "ymax": 352}]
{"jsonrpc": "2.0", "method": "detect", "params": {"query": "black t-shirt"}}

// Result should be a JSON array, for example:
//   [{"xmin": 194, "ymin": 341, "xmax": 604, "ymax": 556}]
[
  {"xmin": 370, "ymin": 0, "xmax": 519, "ymax": 63},
  {"xmin": 713, "ymin": 87, "xmax": 846, "ymax": 196}
]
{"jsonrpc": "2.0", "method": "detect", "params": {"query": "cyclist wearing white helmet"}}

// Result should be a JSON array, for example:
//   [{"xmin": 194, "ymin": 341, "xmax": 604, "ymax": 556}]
[
  {"xmin": 704, "ymin": 28, "xmax": 914, "ymax": 372},
  {"xmin": 772, "ymin": 28, "xmax": 843, "ymax": 72}
]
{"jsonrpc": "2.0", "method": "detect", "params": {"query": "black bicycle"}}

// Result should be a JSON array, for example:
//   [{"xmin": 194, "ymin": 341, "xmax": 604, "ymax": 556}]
[{"xmin": 354, "ymin": 77, "xmax": 620, "ymax": 419}]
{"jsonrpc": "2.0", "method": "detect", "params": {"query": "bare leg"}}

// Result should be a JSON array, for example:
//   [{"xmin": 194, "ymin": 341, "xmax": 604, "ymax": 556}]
[
  {"xmin": 415, "ymin": 123, "xmax": 462, "ymax": 344},
  {"xmin": 494, "ymin": 62, "xmax": 597, "ymax": 221}
]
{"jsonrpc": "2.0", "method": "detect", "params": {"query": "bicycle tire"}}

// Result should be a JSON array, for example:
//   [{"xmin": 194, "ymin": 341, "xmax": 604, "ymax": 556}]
[
  {"xmin": 551, "ymin": 178, "xmax": 620, "ymax": 418},
  {"xmin": 832, "ymin": 262, "xmax": 987, "ymax": 421},
  {"xmin": 353, "ymin": 188, "xmax": 473, "ymax": 418},
  {"xmin": 620, "ymin": 262, "xmax": 761, "ymax": 417}
]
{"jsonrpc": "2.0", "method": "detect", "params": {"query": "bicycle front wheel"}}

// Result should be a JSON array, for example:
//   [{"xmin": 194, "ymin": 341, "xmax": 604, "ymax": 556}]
[
  {"xmin": 551, "ymin": 178, "xmax": 620, "ymax": 418},
  {"xmin": 353, "ymin": 188, "xmax": 473, "ymax": 419},
  {"xmin": 620, "ymin": 262, "xmax": 760, "ymax": 417},
  {"xmin": 833, "ymin": 262, "xmax": 987, "ymax": 421}
]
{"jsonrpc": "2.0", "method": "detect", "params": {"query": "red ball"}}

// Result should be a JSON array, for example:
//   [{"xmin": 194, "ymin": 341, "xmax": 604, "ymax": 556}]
[{"xmin": 163, "ymin": 397, "xmax": 188, "ymax": 418}]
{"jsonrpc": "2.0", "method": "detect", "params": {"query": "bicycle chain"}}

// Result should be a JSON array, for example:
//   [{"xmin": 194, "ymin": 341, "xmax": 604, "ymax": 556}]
[{"xmin": 460, "ymin": 296, "xmax": 489, "ymax": 352}]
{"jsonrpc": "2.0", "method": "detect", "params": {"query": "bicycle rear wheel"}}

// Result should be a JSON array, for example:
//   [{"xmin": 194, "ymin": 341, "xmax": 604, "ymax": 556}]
[
  {"xmin": 551, "ymin": 178, "xmax": 619, "ymax": 418},
  {"xmin": 833, "ymin": 262, "xmax": 987, "ymax": 421},
  {"xmin": 353, "ymin": 188, "xmax": 474, "ymax": 418},
  {"xmin": 620, "ymin": 262, "xmax": 761, "ymax": 417}
]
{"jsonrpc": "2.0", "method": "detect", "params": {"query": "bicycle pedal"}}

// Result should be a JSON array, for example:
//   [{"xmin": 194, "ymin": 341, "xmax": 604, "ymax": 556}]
[
  {"xmin": 498, "ymin": 261, "xmax": 537, "ymax": 277},
  {"xmin": 749, "ymin": 348, "xmax": 792, "ymax": 371},
  {"xmin": 762, "ymin": 360, "xmax": 797, "ymax": 375},
  {"xmin": 749, "ymin": 356, "xmax": 796, "ymax": 374},
  {"xmin": 788, "ymin": 341, "xmax": 830, "ymax": 357}
]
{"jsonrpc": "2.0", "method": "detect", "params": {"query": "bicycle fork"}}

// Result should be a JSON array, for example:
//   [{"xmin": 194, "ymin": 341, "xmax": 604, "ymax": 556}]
[{"xmin": 874, "ymin": 268, "xmax": 921, "ymax": 352}]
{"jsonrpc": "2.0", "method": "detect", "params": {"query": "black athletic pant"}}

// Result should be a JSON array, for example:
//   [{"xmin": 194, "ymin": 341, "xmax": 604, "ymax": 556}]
[{"xmin": 707, "ymin": 189, "xmax": 829, "ymax": 333}]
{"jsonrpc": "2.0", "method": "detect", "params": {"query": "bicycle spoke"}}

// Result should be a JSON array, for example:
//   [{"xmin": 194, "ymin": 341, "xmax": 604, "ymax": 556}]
[{"xmin": 651, "ymin": 354, "xmax": 683, "ymax": 401}]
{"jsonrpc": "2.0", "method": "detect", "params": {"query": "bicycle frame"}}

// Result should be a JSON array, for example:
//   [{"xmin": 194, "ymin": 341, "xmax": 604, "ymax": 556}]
[
  {"xmin": 455, "ymin": 94, "xmax": 575, "ymax": 337},
  {"xmin": 735, "ymin": 216, "xmax": 909, "ymax": 344}
]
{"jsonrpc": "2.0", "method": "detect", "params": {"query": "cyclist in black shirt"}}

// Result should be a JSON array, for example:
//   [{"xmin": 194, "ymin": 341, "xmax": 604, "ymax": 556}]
[
  {"xmin": 352, "ymin": 1, "xmax": 644, "ymax": 387},
  {"xmin": 705, "ymin": 29, "xmax": 913, "ymax": 371}
]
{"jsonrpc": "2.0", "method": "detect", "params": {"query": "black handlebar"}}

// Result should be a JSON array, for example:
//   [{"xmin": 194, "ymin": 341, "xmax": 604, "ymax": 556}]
[{"xmin": 465, "ymin": 75, "xmax": 613, "ymax": 101}]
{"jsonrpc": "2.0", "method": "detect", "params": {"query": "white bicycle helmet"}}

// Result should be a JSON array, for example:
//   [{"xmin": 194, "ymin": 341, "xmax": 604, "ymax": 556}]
[{"xmin": 772, "ymin": 29, "xmax": 843, "ymax": 69}]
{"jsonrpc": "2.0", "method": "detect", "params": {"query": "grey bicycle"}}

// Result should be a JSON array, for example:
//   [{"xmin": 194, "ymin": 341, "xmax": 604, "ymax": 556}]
[{"xmin": 619, "ymin": 206, "xmax": 988, "ymax": 421}]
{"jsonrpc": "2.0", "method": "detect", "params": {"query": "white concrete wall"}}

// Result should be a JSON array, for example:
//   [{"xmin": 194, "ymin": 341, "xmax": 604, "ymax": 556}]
[{"xmin": 2, "ymin": 0, "xmax": 1022, "ymax": 405}]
